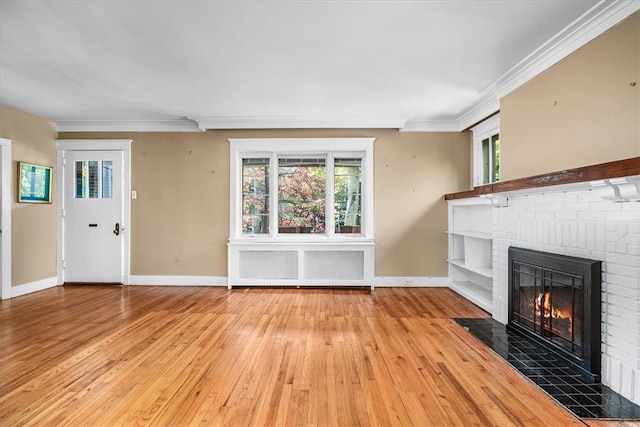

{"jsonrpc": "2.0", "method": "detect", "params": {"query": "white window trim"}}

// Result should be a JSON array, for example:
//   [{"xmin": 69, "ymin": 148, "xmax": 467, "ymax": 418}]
[
  {"xmin": 471, "ymin": 113, "xmax": 500, "ymax": 187},
  {"xmin": 229, "ymin": 138, "xmax": 375, "ymax": 242}
]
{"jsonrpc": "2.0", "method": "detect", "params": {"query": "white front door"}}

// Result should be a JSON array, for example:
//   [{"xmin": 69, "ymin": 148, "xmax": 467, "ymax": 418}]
[{"xmin": 64, "ymin": 150, "xmax": 123, "ymax": 283}]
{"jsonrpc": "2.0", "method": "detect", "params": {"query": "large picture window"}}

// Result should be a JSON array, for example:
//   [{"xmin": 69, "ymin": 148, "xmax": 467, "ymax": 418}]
[{"xmin": 230, "ymin": 138, "xmax": 374, "ymax": 240}]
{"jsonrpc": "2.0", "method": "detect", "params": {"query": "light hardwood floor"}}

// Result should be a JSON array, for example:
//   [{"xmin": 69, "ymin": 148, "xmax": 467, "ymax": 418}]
[{"xmin": 1, "ymin": 285, "xmax": 638, "ymax": 426}]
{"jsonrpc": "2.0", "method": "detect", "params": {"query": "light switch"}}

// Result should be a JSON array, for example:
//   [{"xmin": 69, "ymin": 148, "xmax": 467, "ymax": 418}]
[{"xmin": 131, "ymin": 190, "xmax": 137, "ymax": 199}]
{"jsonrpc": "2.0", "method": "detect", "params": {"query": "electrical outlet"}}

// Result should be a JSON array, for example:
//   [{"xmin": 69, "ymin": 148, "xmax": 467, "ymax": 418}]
[{"xmin": 131, "ymin": 190, "xmax": 137, "ymax": 199}]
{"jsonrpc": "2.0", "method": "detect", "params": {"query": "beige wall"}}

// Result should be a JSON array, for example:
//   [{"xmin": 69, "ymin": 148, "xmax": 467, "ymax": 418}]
[
  {"xmin": 131, "ymin": 132, "xmax": 229, "ymax": 275},
  {"xmin": 500, "ymin": 12, "xmax": 640, "ymax": 180},
  {"xmin": 61, "ymin": 129, "xmax": 471, "ymax": 278},
  {"xmin": 0, "ymin": 106, "xmax": 58, "ymax": 286},
  {"xmin": 374, "ymin": 130, "xmax": 470, "ymax": 276}
]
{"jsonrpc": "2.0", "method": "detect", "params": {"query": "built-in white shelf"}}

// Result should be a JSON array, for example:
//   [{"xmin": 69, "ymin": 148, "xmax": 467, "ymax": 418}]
[
  {"xmin": 447, "ymin": 259, "xmax": 493, "ymax": 278},
  {"xmin": 449, "ymin": 281, "xmax": 493, "ymax": 313},
  {"xmin": 447, "ymin": 230, "xmax": 492, "ymax": 240},
  {"xmin": 447, "ymin": 198, "xmax": 494, "ymax": 314}
]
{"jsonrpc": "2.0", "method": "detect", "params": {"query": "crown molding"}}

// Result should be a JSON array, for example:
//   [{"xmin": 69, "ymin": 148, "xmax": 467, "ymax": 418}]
[
  {"xmin": 494, "ymin": 0, "xmax": 640, "ymax": 101},
  {"xmin": 456, "ymin": 94, "xmax": 501, "ymax": 131},
  {"xmin": 53, "ymin": 119, "xmax": 203, "ymax": 132},
  {"xmin": 399, "ymin": 119, "xmax": 461, "ymax": 132},
  {"xmin": 189, "ymin": 115, "xmax": 408, "ymax": 130}
]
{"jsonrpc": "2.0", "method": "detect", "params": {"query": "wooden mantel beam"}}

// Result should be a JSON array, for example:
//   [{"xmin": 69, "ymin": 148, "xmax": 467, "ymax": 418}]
[{"xmin": 444, "ymin": 157, "xmax": 640, "ymax": 200}]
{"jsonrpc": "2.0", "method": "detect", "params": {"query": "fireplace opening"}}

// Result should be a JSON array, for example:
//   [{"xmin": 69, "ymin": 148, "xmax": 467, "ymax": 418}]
[
  {"xmin": 508, "ymin": 247, "xmax": 601, "ymax": 381},
  {"xmin": 513, "ymin": 265, "xmax": 584, "ymax": 355}
]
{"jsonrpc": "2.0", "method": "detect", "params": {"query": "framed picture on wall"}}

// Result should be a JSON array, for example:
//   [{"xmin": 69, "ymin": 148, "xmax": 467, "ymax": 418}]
[{"xmin": 18, "ymin": 161, "xmax": 53, "ymax": 203}]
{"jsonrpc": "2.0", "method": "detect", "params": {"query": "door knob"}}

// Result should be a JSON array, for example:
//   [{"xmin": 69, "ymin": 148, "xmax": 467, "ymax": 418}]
[{"xmin": 113, "ymin": 222, "xmax": 120, "ymax": 236}]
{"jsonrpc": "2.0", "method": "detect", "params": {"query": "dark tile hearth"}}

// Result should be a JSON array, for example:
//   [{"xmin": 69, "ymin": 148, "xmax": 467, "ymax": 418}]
[{"xmin": 456, "ymin": 318, "xmax": 640, "ymax": 420}]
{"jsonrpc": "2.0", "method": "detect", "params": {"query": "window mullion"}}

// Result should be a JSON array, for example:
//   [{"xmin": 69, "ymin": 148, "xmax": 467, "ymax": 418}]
[
  {"xmin": 269, "ymin": 153, "xmax": 278, "ymax": 238},
  {"xmin": 326, "ymin": 153, "xmax": 335, "ymax": 238}
]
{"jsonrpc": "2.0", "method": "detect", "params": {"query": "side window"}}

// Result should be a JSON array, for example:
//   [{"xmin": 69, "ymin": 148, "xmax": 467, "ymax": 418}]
[
  {"xmin": 334, "ymin": 158, "xmax": 362, "ymax": 234},
  {"xmin": 473, "ymin": 114, "xmax": 500, "ymax": 186},
  {"xmin": 242, "ymin": 158, "xmax": 270, "ymax": 234}
]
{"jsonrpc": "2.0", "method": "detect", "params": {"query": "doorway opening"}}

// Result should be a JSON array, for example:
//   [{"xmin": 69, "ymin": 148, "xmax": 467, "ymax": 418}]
[{"xmin": 1, "ymin": 138, "xmax": 11, "ymax": 299}]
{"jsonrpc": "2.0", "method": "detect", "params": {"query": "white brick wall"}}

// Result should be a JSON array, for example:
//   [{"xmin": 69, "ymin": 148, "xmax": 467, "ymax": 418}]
[{"xmin": 492, "ymin": 189, "xmax": 640, "ymax": 405}]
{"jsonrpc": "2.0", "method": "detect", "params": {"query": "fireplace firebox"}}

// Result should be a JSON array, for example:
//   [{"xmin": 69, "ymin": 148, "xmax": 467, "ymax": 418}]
[{"xmin": 508, "ymin": 247, "xmax": 601, "ymax": 381}]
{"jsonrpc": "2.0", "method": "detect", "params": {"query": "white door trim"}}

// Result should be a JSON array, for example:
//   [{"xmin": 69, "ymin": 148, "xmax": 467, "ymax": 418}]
[
  {"xmin": 1, "ymin": 138, "xmax": 11, "ymax": 299},
  {"xmin": 56, "ymin": 139, "xmax": 132, "ymax": 285}
]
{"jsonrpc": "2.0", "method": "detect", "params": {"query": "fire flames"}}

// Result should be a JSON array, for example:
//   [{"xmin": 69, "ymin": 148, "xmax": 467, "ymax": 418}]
[{"xmin": 535, "ymin": 292, "xmax": 572, "ymax": 335}]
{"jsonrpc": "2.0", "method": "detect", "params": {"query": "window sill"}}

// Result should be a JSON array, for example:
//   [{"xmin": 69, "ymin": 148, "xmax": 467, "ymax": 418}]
[{"xmin": 228, "ymin": 236, "xmax": 375, "ymax": 245}]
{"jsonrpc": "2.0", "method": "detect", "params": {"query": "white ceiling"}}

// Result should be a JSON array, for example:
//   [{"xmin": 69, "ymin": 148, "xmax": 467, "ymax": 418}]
[{"xmin": 0, "ymin": 1, "xmax": 636, "ymax": 131}]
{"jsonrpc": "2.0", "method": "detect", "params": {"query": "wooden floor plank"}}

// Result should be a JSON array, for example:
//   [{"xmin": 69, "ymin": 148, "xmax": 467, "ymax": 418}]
[{"xmin": 1, "ymin": 285, "xmax": 635, "ymax": 426}]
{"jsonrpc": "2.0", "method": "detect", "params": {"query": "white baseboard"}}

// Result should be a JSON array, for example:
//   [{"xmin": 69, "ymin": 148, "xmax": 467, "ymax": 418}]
[
  {"xmin": 12, "ymin": 276, "xmax": 59, "ymax": 298},
  {"xmin": 374, "ymin": 276, "xmax": 449, "ymax": 287},
  {"xmin": 129, "ymin": 275, "xmax": 449, "ymax": 288},
  {"xmin": 129, "ymin": 275, "xmax": 228, "ymax": 286}
]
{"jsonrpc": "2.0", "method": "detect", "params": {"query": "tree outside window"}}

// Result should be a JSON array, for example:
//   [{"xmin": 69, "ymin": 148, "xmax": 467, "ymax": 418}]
[{"xmin": 278, "ymin": 158, "xmax": 326, "ymax": 234}]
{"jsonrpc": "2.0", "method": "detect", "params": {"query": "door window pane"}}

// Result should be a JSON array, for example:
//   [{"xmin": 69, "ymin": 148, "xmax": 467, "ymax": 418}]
[
  {"xmin": 102, "ymin": 161, "xmax": 113, "ymax": 199},
  {"xmin": 75, "ymin": 160, "xmax": 113, "ymax": 199},
  {"xmin": 88, "ymin": 161, "xmax": 99, "ymax": 198},
  {"xmin": 278, "ymin": 157, "xmax": 326, "ymax": 234},
  {"xmin": 334, "ymin": 158, "xmax": 362, "ymax": 234},
  {"xmin": 75, "ymin": 161, "xmax": 87, "ymax": 198},
  {"xmin": 242, "ymin": 158, "xmax": 269, "ymax": 234}
]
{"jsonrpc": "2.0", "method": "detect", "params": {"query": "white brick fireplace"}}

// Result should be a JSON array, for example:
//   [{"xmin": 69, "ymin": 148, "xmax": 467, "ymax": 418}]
[{"xmin": 491, "ymin": 178, "xmax": 640, "ymax": 405}]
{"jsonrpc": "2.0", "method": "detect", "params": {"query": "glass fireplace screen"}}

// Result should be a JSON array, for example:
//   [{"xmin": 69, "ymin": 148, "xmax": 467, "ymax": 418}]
[{"xmin": 511, "ymin": 261, "xmax": 584, "ymax": 358}]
